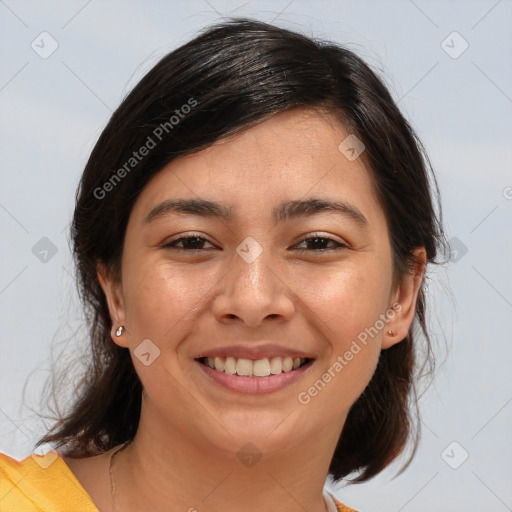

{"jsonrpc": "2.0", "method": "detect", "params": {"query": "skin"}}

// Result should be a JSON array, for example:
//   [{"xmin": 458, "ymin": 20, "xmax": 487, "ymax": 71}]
[{"xmin": 63, "ymin": 108, "xmax": 426, "ymax": 512}]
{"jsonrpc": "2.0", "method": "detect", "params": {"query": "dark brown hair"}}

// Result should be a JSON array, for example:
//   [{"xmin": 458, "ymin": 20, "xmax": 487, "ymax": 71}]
[{"xmin": 36, "ymin": 17, "xmax": 447, "ymax": 483}]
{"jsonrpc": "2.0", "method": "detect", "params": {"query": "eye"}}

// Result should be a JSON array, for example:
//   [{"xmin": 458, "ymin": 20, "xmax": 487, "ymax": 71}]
[
  {"xmin": 162, "ymin": 234, "xmax": 346, "ymax": 252},
  {"xmin": 163, "ymin": 235, "xmax": 217, "ymax": 251},
  {"xmin": 293, "ymin": 236, "xmax": 346, "ymax": 252}
]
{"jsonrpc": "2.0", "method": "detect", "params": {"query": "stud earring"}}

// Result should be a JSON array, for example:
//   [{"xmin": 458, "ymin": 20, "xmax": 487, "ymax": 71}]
[
  {"xmin": 115, "ymin": 326, "xmax": 124, "ymax": 337},
  {"xmin": 387, "ymin": 329, "xmax": 394, "ymax": 336}
]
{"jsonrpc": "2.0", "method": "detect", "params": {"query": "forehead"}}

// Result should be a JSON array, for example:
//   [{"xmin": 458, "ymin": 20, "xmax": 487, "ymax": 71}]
[{"xmin": 130, "ymin": 108, "xmax": 383, "ymax": 226}]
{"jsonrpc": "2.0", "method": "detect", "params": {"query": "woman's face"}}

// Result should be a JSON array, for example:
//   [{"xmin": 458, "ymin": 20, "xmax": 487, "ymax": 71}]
[{"xmin": 100, "ymin": 108, "xmax": 422, "ymax": 457}]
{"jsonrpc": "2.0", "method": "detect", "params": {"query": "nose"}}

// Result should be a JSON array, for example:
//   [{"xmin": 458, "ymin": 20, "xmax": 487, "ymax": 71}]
[{"xmin": 211, "ymin": 246, "xmax": 296, "ymax": 328}]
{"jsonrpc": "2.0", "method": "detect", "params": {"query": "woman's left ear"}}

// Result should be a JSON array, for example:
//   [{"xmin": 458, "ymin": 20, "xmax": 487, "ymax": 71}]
[{"xmin": 382, "ymin": 247, "xmax": 427, "ymax": 349}]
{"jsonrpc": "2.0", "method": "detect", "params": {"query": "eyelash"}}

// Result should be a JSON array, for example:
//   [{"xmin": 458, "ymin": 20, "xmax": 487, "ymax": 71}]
[{"xmin": 163, "ymin": 234, "xmax": 347, "ymax": 252}]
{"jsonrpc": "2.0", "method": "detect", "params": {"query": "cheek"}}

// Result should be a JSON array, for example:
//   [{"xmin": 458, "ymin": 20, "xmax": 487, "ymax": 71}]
[
  {"xmin": 122, "ymin": 258, "xmax": 215, "ymax": 342},
  {"xmin": 295, "ymin": 258, "xmax": 390, "ymax": 344},
  {"xmin": 293, "ymin": 261, "xmax": 387, "ymax": 408},
  {"xmin": 120, "ymin": 259, "xmax": 219, "ymax": 407}
]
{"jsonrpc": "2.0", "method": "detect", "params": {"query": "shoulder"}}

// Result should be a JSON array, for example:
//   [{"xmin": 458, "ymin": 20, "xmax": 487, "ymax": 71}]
[
  {"xmin": 324, "ymin": 489, "xmax": 358, "ymax": 512},
  {"xmin": 0, "ymin": 451, "xmax": 98, "ymax": 511},
  {"xmin": 334, "ymin": 499, "xmax": 359, "ymax": 512},
  {"xmin": 326, "ymin": 492, "xmax": 359, "ymax": 512}
]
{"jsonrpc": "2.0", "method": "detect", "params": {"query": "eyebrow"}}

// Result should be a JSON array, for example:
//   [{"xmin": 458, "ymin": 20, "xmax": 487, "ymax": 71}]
[{"xmin": 144, "ymin": 197, "xmax": 368, "ymax": 227}]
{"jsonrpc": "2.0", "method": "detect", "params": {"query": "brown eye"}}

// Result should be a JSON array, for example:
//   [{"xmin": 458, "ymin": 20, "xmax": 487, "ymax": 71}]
[
  {"xmin": 164, "ymin": 235, "xmax": 216, "ymax": 251},
  {"xmin": 294, "ymin": 236, "xmax": 346, "ymax": 251}
]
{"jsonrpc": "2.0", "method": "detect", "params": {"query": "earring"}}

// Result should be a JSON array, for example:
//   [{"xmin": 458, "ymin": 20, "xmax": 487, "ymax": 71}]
[
  {"xmin": 115, "ymin": 326, "xmax": 124, "ymax": 337},
  {"xmin": 387, "ymin": 329, "xmax": 394, "ymax": 336}
]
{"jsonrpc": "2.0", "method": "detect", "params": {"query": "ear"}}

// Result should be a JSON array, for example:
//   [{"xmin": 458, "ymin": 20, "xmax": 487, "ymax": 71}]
[
  {"xmin": 382, "ymin": 247, "xmax": 427, "ymax": 349},
  {"xmin": 97, "ymin": 263, "xmax": 128, "ymax": 348}
]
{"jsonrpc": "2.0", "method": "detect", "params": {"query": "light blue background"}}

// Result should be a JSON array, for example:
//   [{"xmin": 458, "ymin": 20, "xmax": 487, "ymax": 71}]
[{"xmin": 1, "ymin": 1, "xmax": 511, "ymax": 511}]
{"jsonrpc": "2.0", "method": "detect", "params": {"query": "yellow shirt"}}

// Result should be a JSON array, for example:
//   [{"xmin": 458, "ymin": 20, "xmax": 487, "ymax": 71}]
[{"xmin": 0, "ymin": 452, "xmax": 357, "ymax": 511}]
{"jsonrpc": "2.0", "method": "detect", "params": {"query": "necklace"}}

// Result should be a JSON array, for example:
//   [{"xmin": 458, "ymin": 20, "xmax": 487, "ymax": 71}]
[{"xmin": 109, "ymin": 441, "xmax": 131, "ymax": 512}]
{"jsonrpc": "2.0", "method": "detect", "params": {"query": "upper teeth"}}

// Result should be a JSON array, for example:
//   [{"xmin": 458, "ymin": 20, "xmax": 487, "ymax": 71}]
[{"xmin": 204, "ymin": 356, "xmax": 306, "ymax": 377}]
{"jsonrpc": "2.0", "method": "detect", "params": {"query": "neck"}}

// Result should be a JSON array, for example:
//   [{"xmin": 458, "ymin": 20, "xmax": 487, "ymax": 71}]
[{"xmin": 112, "ymin": 397, "xmax": 346, "ymax": 512}]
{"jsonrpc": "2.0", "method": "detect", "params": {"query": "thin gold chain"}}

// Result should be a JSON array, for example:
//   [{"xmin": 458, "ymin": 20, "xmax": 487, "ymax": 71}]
[{"xmin": 109, "ymin": 442, "xmax": 131, "ymax": 512}]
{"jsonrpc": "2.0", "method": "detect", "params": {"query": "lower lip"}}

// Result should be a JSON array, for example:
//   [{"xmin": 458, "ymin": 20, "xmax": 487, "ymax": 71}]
[{"xmin": 195, "ymin": 359, "xmax": 314, "ymax": 394}]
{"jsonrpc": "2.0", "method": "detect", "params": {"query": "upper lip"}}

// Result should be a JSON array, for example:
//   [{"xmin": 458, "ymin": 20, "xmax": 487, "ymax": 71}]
[{"xmin": 194, "ymin": 343, "xmax": 315, "ymax": 360}]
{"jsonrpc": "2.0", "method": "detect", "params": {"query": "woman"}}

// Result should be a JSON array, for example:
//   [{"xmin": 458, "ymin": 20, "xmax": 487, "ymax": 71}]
[{"xmin": 0, "ymin": 18, "xmax": 445, "ymax": 512}]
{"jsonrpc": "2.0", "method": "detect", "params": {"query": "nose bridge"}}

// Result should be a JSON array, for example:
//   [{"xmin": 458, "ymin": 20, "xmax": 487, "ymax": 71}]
[
  {"xmin": 233, "ymin": 238, "xmax": 280, "ymax": 305},
  {"xmin": 211, "ymin": 236, "xmax": 295, "ymax": 327},
  {"xmin": 234, "ymin": 234, "xmax": 274, "ymax": 289},
  {"xmin": 240, "ymin": 246, "xmax": 273, "ymax": 296}
]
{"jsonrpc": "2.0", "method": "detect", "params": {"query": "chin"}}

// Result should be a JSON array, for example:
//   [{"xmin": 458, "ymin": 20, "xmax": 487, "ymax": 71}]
[{"xmin": 199, "ymin": 407, "xmax": 309, "ymax": 457}]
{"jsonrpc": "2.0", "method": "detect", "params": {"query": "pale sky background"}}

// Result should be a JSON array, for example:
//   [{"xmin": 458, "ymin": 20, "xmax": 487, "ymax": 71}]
[{"xmin": 1, "ymin": 1, "xmax": 511, "ymax": 511}]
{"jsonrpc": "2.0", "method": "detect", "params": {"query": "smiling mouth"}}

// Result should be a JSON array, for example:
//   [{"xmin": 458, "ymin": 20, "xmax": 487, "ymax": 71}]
[{"xmin": 196, "ymin": 356, "xmax": 313, "ymax": 377}]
